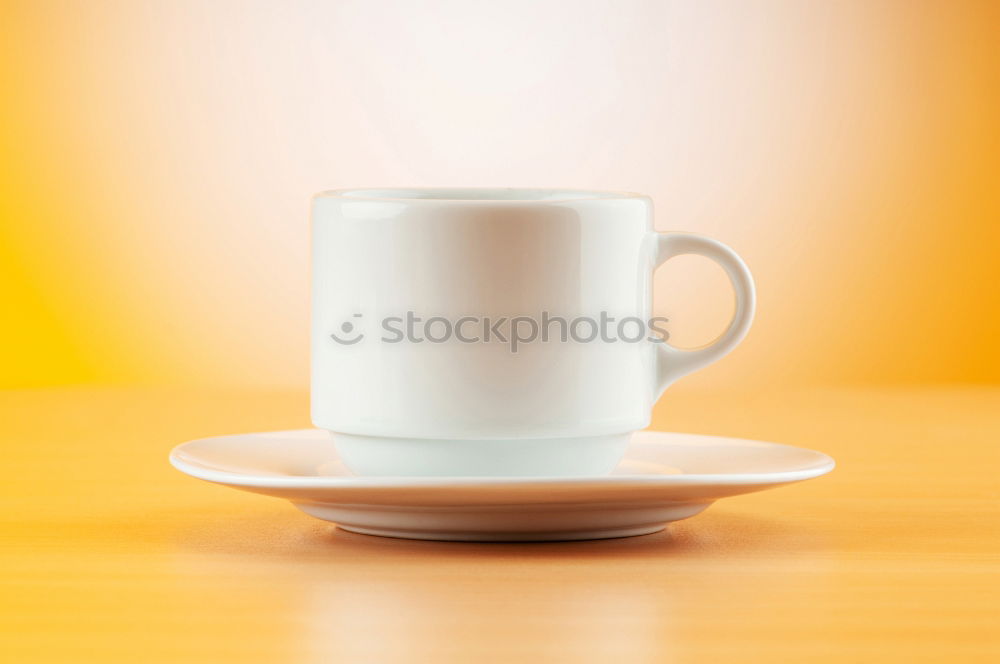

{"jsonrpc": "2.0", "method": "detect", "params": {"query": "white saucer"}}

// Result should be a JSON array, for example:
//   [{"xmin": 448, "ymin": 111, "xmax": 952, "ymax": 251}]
[{"xmin": 170, "ymin": 430, "xmax": 834, "ymax": 542}]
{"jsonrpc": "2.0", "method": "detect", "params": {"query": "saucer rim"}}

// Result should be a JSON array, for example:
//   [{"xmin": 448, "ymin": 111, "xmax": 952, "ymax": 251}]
[{"xmin": 169, "ymin": 429, "xmax": 836, "ymax": 490}]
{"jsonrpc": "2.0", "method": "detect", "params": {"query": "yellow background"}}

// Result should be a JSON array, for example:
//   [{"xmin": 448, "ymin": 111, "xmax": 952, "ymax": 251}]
[
  {"xmin": 2, "ymin": 3, "xmax": 999, "ymax": 662},
  {"xmin": 3, "ymin": 0, "xmax": 997, "ymax": 391}
]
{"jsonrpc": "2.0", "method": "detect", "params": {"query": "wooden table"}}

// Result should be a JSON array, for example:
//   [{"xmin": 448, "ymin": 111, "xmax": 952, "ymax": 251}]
[{"xmin": 2, "ymin": 386, "xmax": 997, "ymax": 662}]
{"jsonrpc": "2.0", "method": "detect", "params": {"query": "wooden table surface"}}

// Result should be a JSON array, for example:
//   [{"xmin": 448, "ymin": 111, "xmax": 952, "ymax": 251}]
[{"xmin": 2, "ymin": 385, "xmax": 998, "ymax": 662}]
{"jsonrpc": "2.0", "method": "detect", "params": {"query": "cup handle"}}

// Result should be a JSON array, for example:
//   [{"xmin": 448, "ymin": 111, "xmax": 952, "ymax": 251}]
[{"xmin": 653, "ymin": 233, "xmax": 756, "ymax": 397}]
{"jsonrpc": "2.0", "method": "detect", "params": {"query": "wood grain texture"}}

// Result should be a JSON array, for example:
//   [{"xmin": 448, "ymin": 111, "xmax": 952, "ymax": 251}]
[{"xmin": 1, "ymin": 386, "xmax": 998, "ymax": 662}]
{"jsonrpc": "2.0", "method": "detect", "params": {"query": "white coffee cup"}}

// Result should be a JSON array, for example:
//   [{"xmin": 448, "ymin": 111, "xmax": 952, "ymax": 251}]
[{"xmin": 311, "ymin": 188, "xmax": 754, "ymax": 476}]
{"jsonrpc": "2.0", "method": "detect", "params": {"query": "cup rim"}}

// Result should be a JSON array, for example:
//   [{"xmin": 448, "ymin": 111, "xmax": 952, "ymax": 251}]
[{"xmin": 315, "ymin": 187, "xmax": 647, "ymax": 204}]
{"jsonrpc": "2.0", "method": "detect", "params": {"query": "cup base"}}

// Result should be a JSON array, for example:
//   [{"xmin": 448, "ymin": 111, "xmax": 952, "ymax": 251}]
[{"xmin": 330, "ymin": 432, "xmax": 632, "ymax": 477}]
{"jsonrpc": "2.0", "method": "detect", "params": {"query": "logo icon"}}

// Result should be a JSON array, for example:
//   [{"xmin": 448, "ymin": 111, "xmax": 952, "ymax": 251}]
[{"xmin": 329, "ymin": 313, "xmax": 364, "ymax": 345}]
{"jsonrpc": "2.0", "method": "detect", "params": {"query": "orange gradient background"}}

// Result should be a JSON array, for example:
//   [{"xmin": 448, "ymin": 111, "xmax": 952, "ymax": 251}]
[
  {"xmin": 2, "ymin": 0, "xmax": 998, "ymax": 391},
  {"xmin": 3, "ymin": 4, "xmax": 1000, "ymax": 662}
]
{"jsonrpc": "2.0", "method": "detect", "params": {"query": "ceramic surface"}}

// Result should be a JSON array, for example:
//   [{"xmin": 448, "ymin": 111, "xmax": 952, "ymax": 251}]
[
  {"xmin": 170, "ymin": 429, "xmax": 834, "ymax": 541},
  {"xmin": 311, "ymin": 188, "xmax": 756, "ymax": 476}
]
